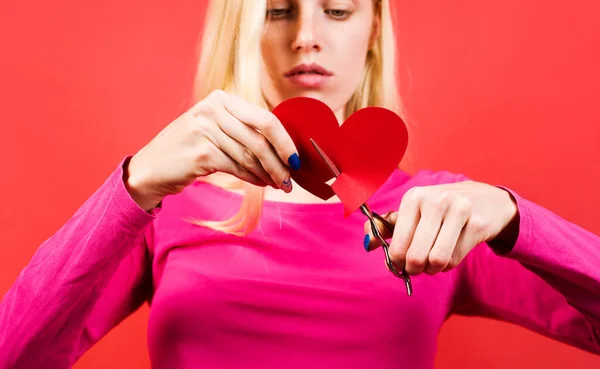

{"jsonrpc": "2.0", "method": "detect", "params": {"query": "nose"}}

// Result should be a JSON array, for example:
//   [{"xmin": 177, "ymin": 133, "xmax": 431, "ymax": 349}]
[{"xmin": 291, "ymin": 11, "xmax": 322, "ymax": 53}]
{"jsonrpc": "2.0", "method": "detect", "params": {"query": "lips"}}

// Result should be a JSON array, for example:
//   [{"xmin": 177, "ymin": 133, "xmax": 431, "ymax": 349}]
[
  {"xmin": 284, "ymin": 63, "xmax": 333, "ymax": 89},
  {"xmin": 284, "ymin": 63, "xmax": 333, "ymax": 77}
]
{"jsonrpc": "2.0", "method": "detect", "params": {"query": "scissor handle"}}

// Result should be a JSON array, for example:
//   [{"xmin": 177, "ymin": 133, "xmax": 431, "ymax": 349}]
[
  {"xmin": 361, "ymin": 206, "xmax": 413, "ymax": 296},
  {"xmin": 371, "ymin": 212, "xmax": 395, "ymax": 234},
  {"xmin": 380, "ymin": 241, "xmax": 413, "ymax": 296}
]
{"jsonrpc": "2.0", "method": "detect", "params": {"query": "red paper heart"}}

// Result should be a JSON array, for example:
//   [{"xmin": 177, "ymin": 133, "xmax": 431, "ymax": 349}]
[{"xmin": 272, "ymin": 97, "xmax": 408, "ymax": 216}]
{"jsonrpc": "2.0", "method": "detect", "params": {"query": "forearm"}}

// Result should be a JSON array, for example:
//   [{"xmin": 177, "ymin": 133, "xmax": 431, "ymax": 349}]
[{"xmin": 0, "ymin": 157, "xmax": 158, "ymax": 368}]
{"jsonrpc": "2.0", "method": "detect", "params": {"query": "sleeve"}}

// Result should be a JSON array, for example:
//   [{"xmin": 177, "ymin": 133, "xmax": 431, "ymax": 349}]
[
  {"xmin": 451, "ymin": 187, "xmax": 600, "ymax": 355},
  {"xmin": 0, "ymin": 156, "xmax": 161, "ymax": 369}
]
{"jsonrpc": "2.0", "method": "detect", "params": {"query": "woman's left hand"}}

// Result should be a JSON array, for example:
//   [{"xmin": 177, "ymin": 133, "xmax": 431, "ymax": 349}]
[{"xmin": 364, "ymin": 181, "xmax": 519, "ymax": 276}]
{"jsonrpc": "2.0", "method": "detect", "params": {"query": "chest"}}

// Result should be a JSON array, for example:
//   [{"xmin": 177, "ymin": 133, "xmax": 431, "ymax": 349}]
[{"xmin": 148, "ymin": 211, "xmax": 454, "ymax": 349}]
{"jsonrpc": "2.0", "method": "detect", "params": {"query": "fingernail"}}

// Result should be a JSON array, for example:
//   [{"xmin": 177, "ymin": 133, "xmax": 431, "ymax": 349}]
[
  {"xmin": 288, "ymin": 153, "xmax": 301, "ymax": 170},
  {"xmin": 282, "ymin": 178, "xmax": 293, "ymax": 193},
  {"xmin": 363, "ymin": 234, "xmax": 371, "ymax": 252}
]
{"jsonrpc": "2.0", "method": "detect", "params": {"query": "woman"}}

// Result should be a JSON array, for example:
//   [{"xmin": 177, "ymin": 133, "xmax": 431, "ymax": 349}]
[{"xmin": 1, "ymin": 0, "xmax": 599, "ymax": 368}]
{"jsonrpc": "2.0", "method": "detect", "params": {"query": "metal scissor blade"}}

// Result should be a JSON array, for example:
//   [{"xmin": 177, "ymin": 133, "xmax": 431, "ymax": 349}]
[{"xmin": 310, "ymin": 138, "xmax": 341, "ymax": 178}]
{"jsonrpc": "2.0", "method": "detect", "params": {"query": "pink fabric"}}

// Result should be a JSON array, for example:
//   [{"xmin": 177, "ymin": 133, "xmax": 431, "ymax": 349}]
[{"xmin": 1, "ymin": 157, "xmax": 599, "ymax": 368}]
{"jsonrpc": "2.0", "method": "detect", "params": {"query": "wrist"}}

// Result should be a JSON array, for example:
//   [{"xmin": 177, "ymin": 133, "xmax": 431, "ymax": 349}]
[
  {"xmin": 123, "ymin": 157, "xmax": 163, "ymax": 212},
  {"xmin": 488, "ymin": 189, "xmax": 520, "ymax": 254}
]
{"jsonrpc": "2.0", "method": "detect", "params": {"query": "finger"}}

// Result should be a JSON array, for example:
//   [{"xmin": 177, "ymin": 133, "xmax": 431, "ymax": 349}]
[
  {"xmin": 423, "ymin": 201, "xmax": 470, "ymax": 275},
  {"xmin": 403, "ymin": 201, "xmax": 444, "ymax": 275},
  {"xmin": 223, "ymin": 93, "xmax": 301, "ymax": 170},
  {"xmin": 211, "ymin": 148, "xmax": 269, "ymax": 188},
  {"xmin": 363, "ymin": 211, "xmax": 395, "ymax": 251},
  {"xmin": 214, "ymin": 105, "xmax": 292, "ymax": 192},
  {"xmin": 386, "ymin": 188, "xmax": 423, "ymax": 268},
  {"xmin": 210, "ymin": 126, "xmax": 278, "ymax": 189},
  {"xmin": 441, "ymin": 218, "xmax": 482, "ymax": 272}
]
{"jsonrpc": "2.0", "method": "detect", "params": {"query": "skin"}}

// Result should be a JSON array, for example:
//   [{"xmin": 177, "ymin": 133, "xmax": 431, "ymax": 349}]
[
  {"xmin": 260, "ymin": 0, "xmax": 380, "ymax": 121},
  {"xmin": 126, "ymin": 0, "xmax": 518, "ymax": 277}
]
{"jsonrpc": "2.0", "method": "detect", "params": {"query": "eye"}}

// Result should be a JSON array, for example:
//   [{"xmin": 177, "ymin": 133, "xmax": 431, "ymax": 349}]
[
  {"xmin": 325, "ymin": 9, "xmax": 351, "ymax": 19},
  {"xmin": 267, "ymin": 8, "xmax": 292, "ymax": 20}
]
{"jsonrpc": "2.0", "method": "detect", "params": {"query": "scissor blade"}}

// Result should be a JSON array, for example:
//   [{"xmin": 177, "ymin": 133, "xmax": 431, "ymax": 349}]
[{"xmin": 310, "ymin": 138, "xmax": 341, "ymax": 178}]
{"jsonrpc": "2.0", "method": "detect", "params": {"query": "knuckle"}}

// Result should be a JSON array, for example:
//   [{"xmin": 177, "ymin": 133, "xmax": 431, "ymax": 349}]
[
  {"xmin": 189, "ymin": 118, "xmax": 212, "ymax": 138},
  {"xmin": 262, "ymin": 112, "xmax": 280, "ymax": 132},
  {"xmin": 253, "ymin": 135, "xmax": 271, "ymax": 155},
  {"xmin": 387, "ymin": 211, "xmax": 398, "ymax": 225},
  {"xmin": 428, "ymin": 253, "xmax": 449, "ymax": 268},
  {"xmin": 208, "ymin": 89, "xmax": 228, "ymax": 102},
  {"xmin": 274, "ymin": 165, "xmax": 290, "ymax": 182},
  {"xmin": 241, "ymin": 147, "xmax": 259, "ymax": 167},
  {"xmin": 405, "ymin": 251, "xmax": 427, "ymax": 269},
  {"xmin": 420, "ymin": 196, "xmax": 444, "ymax": 219},
  {"xmin": 454, "ymin": 197, "xmax": 472, "ymax": 216},
  {"xmin": 468, "ymin": 215, "xmax": 488, "ymax": 234},
  {"xmin": 446, "ymin": 256, "xmax": 461, "ymax": 270},
  {"xmin": 388, "ymin": 246, "xmax": 406, "ymax": 263},
  {"xmin": 427, "ymin": 192, "xmax": 453, "ymax": 215},
  {"xmin": 437, "ymin": 192, "xmax": 453, "ymax": 208},
  {"xmin": 424, "ymin": 199, "xmax": 444, "ymax": 218},
  {"xmin": 405, "ymin": 186, "xmax": 424, "ymax": 203},
  {"xmin": 194, "ymin": 138, "xmax": 215, "ymax": 166},
  {"xmin": 192, "ymin": 102, "xmax": 217, "ymax": 122}
]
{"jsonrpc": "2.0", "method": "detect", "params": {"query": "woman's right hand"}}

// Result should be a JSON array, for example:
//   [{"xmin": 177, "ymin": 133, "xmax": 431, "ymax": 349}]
[{"xmin": 125, "ymin": 89, "xmax": 301, "ymax": 211}]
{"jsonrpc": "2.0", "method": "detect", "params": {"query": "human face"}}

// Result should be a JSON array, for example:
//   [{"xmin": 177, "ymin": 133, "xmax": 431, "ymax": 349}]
[{"xmin": 260, "ymin": 0, "xmax": 380, "ymax": 121}]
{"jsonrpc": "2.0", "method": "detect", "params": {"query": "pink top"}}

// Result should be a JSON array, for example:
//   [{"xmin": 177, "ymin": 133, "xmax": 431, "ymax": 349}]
[{"xmin": 1, "ymin": 157, "xmax": 599, "ymax": 368}]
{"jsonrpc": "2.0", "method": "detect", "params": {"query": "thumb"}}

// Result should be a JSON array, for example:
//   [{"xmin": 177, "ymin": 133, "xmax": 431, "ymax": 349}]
[{"xmin": 363, "ymin": 211, "xmax": 397, "ymax": 251}]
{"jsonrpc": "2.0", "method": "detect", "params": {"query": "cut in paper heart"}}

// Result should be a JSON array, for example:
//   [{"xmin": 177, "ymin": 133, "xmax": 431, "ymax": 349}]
[{"xmin": 272, "ymin": 97, "xmax": 408, "ymax": 217}]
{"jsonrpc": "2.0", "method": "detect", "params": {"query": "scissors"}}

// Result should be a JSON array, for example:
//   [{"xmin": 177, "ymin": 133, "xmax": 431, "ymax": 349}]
[{"xmin": 310, "ymin": 138, "xmax": 413, "ymax": 296}]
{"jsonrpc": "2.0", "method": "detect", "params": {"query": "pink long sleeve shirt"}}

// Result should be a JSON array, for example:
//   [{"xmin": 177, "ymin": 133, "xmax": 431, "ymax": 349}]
[{"xmin": 1, "ymin": 157, "xmax": 599, "ymax": 368}]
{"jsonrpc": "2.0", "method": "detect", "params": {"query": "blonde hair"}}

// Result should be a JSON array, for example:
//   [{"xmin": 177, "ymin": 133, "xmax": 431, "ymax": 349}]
[{"xmin": 191, "ymin": 0, "xmax": 402, "ymax": 236}]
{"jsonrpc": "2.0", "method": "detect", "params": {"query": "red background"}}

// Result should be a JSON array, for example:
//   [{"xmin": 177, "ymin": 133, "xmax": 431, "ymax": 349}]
[{"xmin": 1, "ymin": 1, "xmax": 599, "ymax": 368}]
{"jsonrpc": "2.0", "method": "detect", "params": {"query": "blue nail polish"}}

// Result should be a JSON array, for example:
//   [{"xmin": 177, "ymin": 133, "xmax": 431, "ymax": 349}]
[
  {"xmin": 363, "ymin": 234, "xmax": 371, "ymax": 252},
  {"xmin": 288, "ymin": 153, "xmax": 301, "ymax": 170}
]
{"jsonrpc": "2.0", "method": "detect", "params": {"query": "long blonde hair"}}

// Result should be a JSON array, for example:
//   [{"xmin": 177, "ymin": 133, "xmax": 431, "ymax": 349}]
[{"xmin": 191, "ymin": 0, "xmax": 402, "ymax": 236}]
